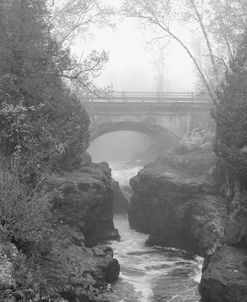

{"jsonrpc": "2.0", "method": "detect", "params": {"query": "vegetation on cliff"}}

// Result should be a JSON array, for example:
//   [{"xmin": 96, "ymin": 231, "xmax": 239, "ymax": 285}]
[
  {"xmin": 0, "ymin": 0, "xmax": 93, "ymax": 253},
  {"xmin": 214, "ymin": 32, "xmax": 247, "ymax": 179},
  {"xmin": 0, "ymin": 1, "xmax": 118, "ymax": 301}
]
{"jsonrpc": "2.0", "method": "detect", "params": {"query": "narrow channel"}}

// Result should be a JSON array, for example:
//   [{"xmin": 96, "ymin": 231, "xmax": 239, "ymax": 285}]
[{"xmin": 105, "ymin": 163, "xmax": 203, "ymax": 302}]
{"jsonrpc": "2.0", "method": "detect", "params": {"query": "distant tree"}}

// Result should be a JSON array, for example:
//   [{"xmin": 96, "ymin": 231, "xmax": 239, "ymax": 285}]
[{"xmin": 152, "ymin": 41, "xmax": 168, "ymax": 93}]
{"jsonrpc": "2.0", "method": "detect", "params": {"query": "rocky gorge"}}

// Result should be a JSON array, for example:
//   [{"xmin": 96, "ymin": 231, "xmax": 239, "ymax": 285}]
[
  {"xmin": 128, "ymin": 129, "xmax": 247, "ymax": 302},
  {"xmin": 0, "ymin": 159, "xmax": 120, "ymax": 302}
]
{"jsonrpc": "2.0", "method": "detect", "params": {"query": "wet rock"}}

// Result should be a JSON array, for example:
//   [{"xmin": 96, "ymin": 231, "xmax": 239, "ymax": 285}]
[
  {"xmin": 200, "ymin": 245, "xmax": 247, "ymax": 302},
  {"xmin": 103, "ymin": 258, "xmax": 120, "ymax": 283}
]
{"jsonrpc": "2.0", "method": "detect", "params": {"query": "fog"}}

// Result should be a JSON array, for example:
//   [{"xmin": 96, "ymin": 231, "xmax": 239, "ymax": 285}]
[
  {"xmin": 76, "ymin": 1, "xmax": 198, "ymax": 166},
  {"xmin": 72, "ymin": 0, "xmax": 202, "ymax": 167},
  {"xmin": 88, "ymin": 131, "xmax": 161, "ymax": 164},
  {"xmin": 72, "ymin": 1, "xmax": 197, "ymax": 92}
]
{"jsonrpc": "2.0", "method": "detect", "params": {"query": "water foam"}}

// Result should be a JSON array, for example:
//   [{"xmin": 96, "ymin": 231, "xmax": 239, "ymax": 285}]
[
  {"xmin": 105, "ymin": 164, "xmax": 203, "ymax": 302},
  {"xmin": 106, "ymin": 215, "xmax": 203, "ymax": 302}
]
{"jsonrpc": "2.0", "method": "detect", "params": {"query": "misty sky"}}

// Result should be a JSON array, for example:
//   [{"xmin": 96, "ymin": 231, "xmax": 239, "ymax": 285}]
[{"xmin": 72, "ymin": 0, "xmax": 197, "ymax": 92}]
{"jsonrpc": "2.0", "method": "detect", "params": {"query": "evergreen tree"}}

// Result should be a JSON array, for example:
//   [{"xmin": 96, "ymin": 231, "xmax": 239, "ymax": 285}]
[{"xmin": 214, "ymin": 31, "xmax": 247, "ymax": 179}]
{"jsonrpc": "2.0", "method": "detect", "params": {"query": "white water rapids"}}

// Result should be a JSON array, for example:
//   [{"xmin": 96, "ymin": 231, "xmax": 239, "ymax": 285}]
[{"xmin": 105, "ymin": 163, "xmax": 203, "ymax": 302}]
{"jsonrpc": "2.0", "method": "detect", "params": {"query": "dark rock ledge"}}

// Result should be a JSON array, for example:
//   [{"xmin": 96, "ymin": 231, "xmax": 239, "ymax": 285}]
[{"xmin": 0, "ymin": 162, "xmax": 120, "ymax": 302}]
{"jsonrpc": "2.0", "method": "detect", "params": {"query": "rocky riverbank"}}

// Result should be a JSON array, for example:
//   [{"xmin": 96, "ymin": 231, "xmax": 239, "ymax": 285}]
[
  {"xmin": 0, "ymin": 161, "xmax": 120, "ymax": 302},
  {"xmin": 129, "ymin": 129, "xmax": 247, "ymax": 301}
]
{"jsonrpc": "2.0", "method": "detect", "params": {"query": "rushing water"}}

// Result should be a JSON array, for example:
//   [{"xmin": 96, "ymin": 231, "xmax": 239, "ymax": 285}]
[{"xmin": 105, "ymin": 163, "xmax": 203, "ymax": 302}]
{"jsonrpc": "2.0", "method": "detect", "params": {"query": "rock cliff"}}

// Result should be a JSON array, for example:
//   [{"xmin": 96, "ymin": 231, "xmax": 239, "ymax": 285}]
[
  {"xmin": 129, "ymin": 139, "xmax": 226, "ymax": 257},
  {"xmin": 129, "ymin": 129, "xmax": 247, "ymax": 301},
  {"xmin": 0, "ymin": 161, "xmax": 120, "ymax": 302}
]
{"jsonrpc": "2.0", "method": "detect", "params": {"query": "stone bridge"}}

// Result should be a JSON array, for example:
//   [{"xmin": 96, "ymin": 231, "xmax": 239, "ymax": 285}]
[{"xmin": 81, "ymin": 91, "xmax": 211, "ymax": 148}]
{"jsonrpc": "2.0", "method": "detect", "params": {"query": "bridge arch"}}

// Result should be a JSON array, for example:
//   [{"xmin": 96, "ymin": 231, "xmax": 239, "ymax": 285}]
[{"xmin": 90, "ymin": 121, "xmax": 180, "ymax": 149}]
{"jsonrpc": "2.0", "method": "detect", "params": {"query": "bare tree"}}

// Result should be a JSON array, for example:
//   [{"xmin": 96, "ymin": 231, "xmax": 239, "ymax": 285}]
[
  {"xmin": 48, "ymin": 0, "xmax": 116, "ymax": 96},
  {"xmin": 51, "ymin": 0, "xmax": 115, "ymax": 46},
  {"xmin": 152, "ymin": 40, "xmax": 169, "ymax": 93},
  {"xmin": 185, "ymin": 0, "xmax": 219, "ymax": 82},
  {"xmin": 122, "ymin": 0, "xmax": 216, "ymax": 101},
  {"xmin": 122, "ymin": 0, "xmax": 247, "ymax": 103}
]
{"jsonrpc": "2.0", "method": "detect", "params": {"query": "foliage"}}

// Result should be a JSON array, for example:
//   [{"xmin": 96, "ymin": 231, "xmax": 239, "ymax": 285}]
[
  {"xmin": 214, "ymin": 31, "xmax": 247, "ymax": 178},
  {"xmin": 0, "ymin": 158, "xmax": 50, "ymax": 250},
  {"xmin": 0, "ymin": 251, "xmax": 54, "ymax": 301},
  {"xmin": 0, "ymin": 0, "xmax": 92, "ymax": 175},
  {"xmin": 0, "ymin": 0, "xmax": 111, "ymax": 299}
]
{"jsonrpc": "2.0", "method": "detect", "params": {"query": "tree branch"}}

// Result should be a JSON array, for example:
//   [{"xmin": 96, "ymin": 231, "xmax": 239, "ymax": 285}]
[
  {"xmin": 146, "ymin": 8, "xmax": 217, "ymax": 103},
  {"xmin": 188, "ymin": 0, "xmax": 219, "ymax": 82}
]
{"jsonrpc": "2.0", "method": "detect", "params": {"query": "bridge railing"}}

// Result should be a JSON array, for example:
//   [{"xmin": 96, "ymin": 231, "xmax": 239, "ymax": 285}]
[{"xmin": 80, "ymin": 91, "xmax": 210, "ymax": 103}]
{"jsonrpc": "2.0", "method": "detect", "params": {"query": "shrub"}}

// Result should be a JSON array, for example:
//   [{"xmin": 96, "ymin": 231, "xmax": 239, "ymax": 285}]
[{"xmin": 0, "ymin": 158, "xmax": 50, "ymax": 250}]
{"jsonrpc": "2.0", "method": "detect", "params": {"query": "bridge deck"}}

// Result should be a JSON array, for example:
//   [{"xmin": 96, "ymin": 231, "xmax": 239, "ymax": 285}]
[{"xmin": 80, "ymin": 91, "xmax": 210, "ymax": 103}]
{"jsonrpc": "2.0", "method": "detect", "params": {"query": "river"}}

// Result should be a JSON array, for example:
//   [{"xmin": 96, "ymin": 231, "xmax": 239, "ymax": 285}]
[{"xmin": 105, "ymin": 163, "xmax": 203, "ymax": 302}]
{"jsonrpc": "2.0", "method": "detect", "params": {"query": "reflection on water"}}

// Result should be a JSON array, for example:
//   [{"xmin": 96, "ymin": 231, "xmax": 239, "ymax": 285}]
[{"xmin": 106, "ymin": 164, "xmax": 203, "ymax": 302}]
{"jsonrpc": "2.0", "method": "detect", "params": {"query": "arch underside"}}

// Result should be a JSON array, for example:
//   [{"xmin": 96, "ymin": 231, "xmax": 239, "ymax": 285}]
[{"xmin": 90, "ymin": 121, "xmax": 179, "ymax": 148}]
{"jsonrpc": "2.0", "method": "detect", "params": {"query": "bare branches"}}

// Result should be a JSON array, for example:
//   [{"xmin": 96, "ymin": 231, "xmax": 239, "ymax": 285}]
[
  {"xmin": 187, "ymin": 0, "xmax": 219, "ymax": 82},
  {"xmin": 51, "ymin": 0, "xmax": 116, "ymax": 46},
  {"xmin": 122, "ymin": 0, "xmax": 217, "ymax": 102},
  {"xmin": 46, "ymin": 1, "xmax": 114, "ymax": 96},
  {"xmin": 122, "ymin": 0, "xmax": 247, "ymax": 103}
]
